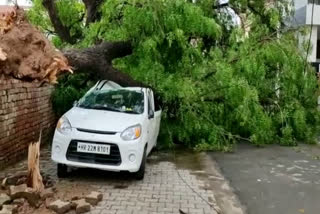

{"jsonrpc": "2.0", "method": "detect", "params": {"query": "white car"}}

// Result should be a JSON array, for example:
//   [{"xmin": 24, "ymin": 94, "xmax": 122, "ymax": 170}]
[{"xmin": 51, "ymin": 80, "xmax": 161, "ymax": 180}]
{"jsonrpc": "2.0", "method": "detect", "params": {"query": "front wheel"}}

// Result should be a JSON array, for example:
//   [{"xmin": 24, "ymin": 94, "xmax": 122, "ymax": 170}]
[
  {"xmin": 134, "ymin": 148, "xmax": 147, "ymax": 180},
  {"xmin": 57, "ymin": 164, "xmax": 68, "ymax": 178}
]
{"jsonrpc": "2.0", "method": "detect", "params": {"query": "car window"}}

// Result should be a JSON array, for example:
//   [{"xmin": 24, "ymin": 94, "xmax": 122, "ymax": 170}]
[
  {"xmin": 78, "ymin": 89, "xmax": 144, "ymax": 114},
  {"xmin": 148, "ymin": 90, "xmax": 154, "ymax": 114}
]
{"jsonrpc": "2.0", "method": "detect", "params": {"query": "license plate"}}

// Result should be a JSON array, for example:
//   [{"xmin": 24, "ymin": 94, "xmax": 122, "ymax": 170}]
[{"xmin": 77, "ymin": 142, "xmax": 110, "ymax": 155}]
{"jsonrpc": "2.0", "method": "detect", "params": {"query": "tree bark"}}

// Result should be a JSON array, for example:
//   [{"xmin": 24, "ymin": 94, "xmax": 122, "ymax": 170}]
[
  {"xmin": 63, "ymin": 41, "xmax": 146, "ymax": 87},
  {"xmin": 27, "ymin": 130, "xmax": 44, "ymax": 192},
  {"xmin": 42, "ymin": 0, "xmax": 76, "ymax": 44},
  {"xmin": 62, "ymin": 41, "xmax": 165, "ymax": 108},
  {"xmin": 82, "ymin": 0, "xmax": 104, "ymax": 25},
  {"xmin": 41, "ymin": 0, "xmax": 145, "ymax": 87}
]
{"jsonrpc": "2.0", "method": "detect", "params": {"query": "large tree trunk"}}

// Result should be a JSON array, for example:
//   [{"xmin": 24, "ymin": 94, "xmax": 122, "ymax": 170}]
[
  {"xmin": 39, "ymin": 0, "xmax": 146, "ymax": 87},
  {"xmin": 42, "ymin": 0, "xmax": 77, "ymax": 44},
  {"xmin": 63, "ymin": 41, "xmax": 146, "ymax": 87},
  {"xmin": 83, "ymin": 0, "xmax": 104, "ymax": 25},
  {"xmin": 63, "ymin": 41, "xmax": 165, "ymax": 108}
]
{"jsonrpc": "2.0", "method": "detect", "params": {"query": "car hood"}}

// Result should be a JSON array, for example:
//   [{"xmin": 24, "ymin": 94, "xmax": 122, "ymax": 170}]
[{"xmin": 65, "ymin": 107, "xmax": 144, "ymax": 132}]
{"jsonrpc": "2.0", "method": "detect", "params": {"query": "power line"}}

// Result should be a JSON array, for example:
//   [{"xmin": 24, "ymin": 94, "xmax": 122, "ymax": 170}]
[{"xmin": 304, "ymin": 0, "xmax": 315, "ymax": 73}]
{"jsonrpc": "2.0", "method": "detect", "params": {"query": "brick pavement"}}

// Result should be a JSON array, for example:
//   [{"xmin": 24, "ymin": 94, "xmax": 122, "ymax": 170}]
[
  {"xmin": 0, "ymin": 148, "xmax": 219, "ymax": 214},
  {"xmin": 89, "ymin": 161, "xmax": 217, "ymax": 214}
]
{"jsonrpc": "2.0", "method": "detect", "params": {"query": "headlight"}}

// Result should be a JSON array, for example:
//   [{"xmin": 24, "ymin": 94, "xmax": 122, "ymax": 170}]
[
  {"xmin": 56, "ymin": 116, "xmax": 72, "ymax": 134},
  {"xmin": 121, "ymin": 124, "xmax": 141, "ymax": 141}
]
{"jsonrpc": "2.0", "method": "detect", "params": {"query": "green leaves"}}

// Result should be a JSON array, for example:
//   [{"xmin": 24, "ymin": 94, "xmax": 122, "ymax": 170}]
[
  {"xmin": 51, "ymin": 73, "xmax": 95, "ymax": 117},
  {"xmin": 27, "ymin": 0, "xmax": 52, "ymax": 33},
  {"xmin": 107, "ymin": 0, "xmax": 319, "ymax": 150},
  {"xmin": 32, "ymin": 0, "xmax": 320, "ymax": 150},
  {"xmin": 56, "ymin": 0, "xmax": 85, "ymax": 37}
]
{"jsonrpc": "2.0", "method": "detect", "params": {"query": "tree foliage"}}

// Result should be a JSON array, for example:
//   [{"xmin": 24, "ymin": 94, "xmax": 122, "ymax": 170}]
[
  {"xmin": 28, "ymin": 0, "xmax": 320, "ymax": 150},
  {"xmin": 51, "ymin": 73, "xmax": 95, "ymax": 117}
]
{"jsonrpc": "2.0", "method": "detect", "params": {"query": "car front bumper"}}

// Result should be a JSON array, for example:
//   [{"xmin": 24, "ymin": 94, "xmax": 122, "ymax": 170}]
[{"xmin": 51, "ymin": 128, "xmax": 146, "ymax": 172}]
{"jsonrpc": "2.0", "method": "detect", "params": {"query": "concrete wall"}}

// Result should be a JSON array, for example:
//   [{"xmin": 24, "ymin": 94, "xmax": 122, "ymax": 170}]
[
  {"xmin": 294, "ymin": 4, "xmax": 320, "ymax": 26},
  {"xmin": 293, "ymin": 0, "xmax": 320, "ymax": 63},
  {"xmin": 299, "ymin": 26, "xmax": 319, "ymax": 63},
  {"xmin": 306, "ymin": 4, "xmax": 320, "ymax": 25},
  {"xmin": 294, "ymin": 6, "xmax": 307, "ymax": 25},
  {"xmin": 295, "ymin": 0, "xmax": 308, "ymax": 10},
  {"xmin": 0, "ymin": 78, "xmax": 56, "ymax": 169},
  {"xmin": 308, "ymin": 26, "xmax": 319, "ymax": 62}
]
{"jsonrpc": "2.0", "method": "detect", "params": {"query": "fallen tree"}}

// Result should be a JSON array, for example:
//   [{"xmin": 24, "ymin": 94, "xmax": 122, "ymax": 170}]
[
  {"xmin": 62, "ymin": 41, "xmax": 146, "ymax": 87},
  {"xmin": 2, "ymin": 0, "xmax": 320, "ymax": 150},
  {"xmin": 0, "ymin": 4, "xmax": 146, "ymax": 87}
]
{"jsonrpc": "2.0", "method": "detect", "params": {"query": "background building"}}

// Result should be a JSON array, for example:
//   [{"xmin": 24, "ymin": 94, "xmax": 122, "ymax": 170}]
[{"xmin": 294, "ymin": 0, "xmax": 320, "ymax": 71}]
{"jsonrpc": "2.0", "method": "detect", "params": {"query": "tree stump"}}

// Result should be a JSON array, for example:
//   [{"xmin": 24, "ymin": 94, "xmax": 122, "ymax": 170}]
[{"xmin": 27, "ymin": 130, "xmax": 44, "ymax": 192}]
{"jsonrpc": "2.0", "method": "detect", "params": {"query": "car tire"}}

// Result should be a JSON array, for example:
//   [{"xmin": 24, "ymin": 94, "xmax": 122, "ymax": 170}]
[
  {"xmin": 57, "ymin": 164, "xmax": 68, "ymax": 178},
  {"xmin": 135, "ymin": 147, "xmax": 147, "ymax": 180}
]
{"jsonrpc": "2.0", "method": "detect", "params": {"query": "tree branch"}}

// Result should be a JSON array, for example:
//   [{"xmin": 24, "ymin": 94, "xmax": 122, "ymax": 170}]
[
  {"xmin": 82, "ymin": 0, "xmax": 104, "ymax": 25},
  {"xmin": 63, "ymin": 41, "xmax": 146, "ymax": 87},
  {"xmin": 42, "ymin": 0, "xmax": 76, "ymax": 44},
  {"xmin": 213, "ymin": 3, "xmax": 229, "ymax": 10}
]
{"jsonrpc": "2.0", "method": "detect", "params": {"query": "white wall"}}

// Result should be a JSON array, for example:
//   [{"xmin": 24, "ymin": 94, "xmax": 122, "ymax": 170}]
[
  {"xmin": 306, "ymin": 4, "xmax": 320, "ymax": 25},
  {"xmin": 298, "ymin": 26, "xmax": 318, "ymax": 63},
  {"xmin": 295, "ymin": 0, "xmax": 308, "ymax": 10},
  {"xmin": 307, "ymin": 26, "xmax": 319, "ymax": 62},
  {"xmin": 294, "ymin": 5, "xmax": 307, "ymax": 25}
]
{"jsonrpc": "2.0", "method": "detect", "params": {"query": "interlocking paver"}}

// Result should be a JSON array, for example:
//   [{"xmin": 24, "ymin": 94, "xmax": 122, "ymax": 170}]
[{"xmin": 0, "ymin": 148, "xmax": 219, "ymax": 214}]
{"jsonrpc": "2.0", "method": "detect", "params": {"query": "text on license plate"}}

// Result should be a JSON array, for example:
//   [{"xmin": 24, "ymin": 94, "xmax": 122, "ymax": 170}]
[{"xmin": 77, "ymin": 142, "xmax": 110, "ymax": 155}]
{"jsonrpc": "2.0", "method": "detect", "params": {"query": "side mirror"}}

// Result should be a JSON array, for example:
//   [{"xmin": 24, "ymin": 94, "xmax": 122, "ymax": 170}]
[
  {"xmin": 148, "ymin": 110, "xmax": 154, "ymax": 119},
  {"xmin": 73, "ymin": 100, "xmax": 78, "ymax": 107}
]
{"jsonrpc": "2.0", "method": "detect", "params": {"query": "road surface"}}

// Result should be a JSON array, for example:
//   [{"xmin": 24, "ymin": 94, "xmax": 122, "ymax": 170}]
[{"xmin": 210, "ymin": 143, "xmax": 320, "ymax": 214}]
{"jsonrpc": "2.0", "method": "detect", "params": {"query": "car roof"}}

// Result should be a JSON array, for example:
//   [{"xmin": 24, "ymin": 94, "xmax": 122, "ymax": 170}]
[{"xmin": 94, "ymin": 80, "xmax": 145, "ymax": 92}]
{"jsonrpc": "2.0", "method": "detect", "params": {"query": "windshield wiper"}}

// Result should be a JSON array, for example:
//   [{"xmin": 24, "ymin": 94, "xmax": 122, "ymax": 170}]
[
  {"xmin": 79, "ymin": 105, "xmax": 140, "ymax": 114},
  {"xmin": 90, "ymin": 106, "xmax": 122, "ymax": 112},
  {"xmin": 78, "ymin": 105, "xmax": 92, "ymax": 109},
  {"xmin": 122, "ymin": 110, "xmax": 139, "ymax": 114}
]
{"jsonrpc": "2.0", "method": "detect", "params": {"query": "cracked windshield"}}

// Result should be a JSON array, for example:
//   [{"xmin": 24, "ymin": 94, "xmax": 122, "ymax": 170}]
[{"xmin": 78, "ymin": 89, "xmax": 144, "ymax": 114}]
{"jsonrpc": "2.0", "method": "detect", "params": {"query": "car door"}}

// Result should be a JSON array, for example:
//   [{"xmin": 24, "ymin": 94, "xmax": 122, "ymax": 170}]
[{"xmin": 147, "ymin": 89, "xmax": 156, "ymax": 154}]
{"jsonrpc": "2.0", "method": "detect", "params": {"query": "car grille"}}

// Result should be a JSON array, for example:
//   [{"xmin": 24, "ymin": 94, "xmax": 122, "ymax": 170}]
[
  {"xmin": 76, "ymin": 128, "xmax": 117, "ymax": 135},
  {"xmin": 66, "ymin": 140, "xmax": 122, "ymax": 166}
]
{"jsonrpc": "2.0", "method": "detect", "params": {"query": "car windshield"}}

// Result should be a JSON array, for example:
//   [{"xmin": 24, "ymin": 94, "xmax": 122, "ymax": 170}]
[{"xmin": 78, "ymin": 89, "xmax": 144, "ymax": 114}]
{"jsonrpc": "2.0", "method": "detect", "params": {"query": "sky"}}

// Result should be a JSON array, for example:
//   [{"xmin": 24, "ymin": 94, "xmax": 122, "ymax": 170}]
[
  {"xmin": 0, "ymin": 0, "xmax": 32, "ymax": 6},
  {"xmin": 0, "ymin": 0, "xmax": 230, "ymax": 6},
  {"xmin": 0, "ymin": 0, "xmax": 307, "ymax": 8}
]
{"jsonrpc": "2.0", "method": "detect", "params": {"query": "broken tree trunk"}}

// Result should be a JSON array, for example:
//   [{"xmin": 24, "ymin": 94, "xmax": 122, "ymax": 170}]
[
  {"xmin": 0, "ymin": 7, "xmax": 72, "ymax": 83},
  {"xmin": 62, "ymin": 41, "xmax": 146, "ymax": 87},
  {"xmin": 27, "ymin": 130, "xmax": 44, "ymax": 192},
  {"xmin": 0, "ymin": 6, "xmax": 154, "ymax": 100}
]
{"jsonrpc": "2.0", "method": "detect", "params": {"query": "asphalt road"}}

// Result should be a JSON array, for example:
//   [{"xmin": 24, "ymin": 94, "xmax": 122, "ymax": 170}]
[{"xmin": 210, "ymin": 143, "xmax": 320, "ymax": 214}]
